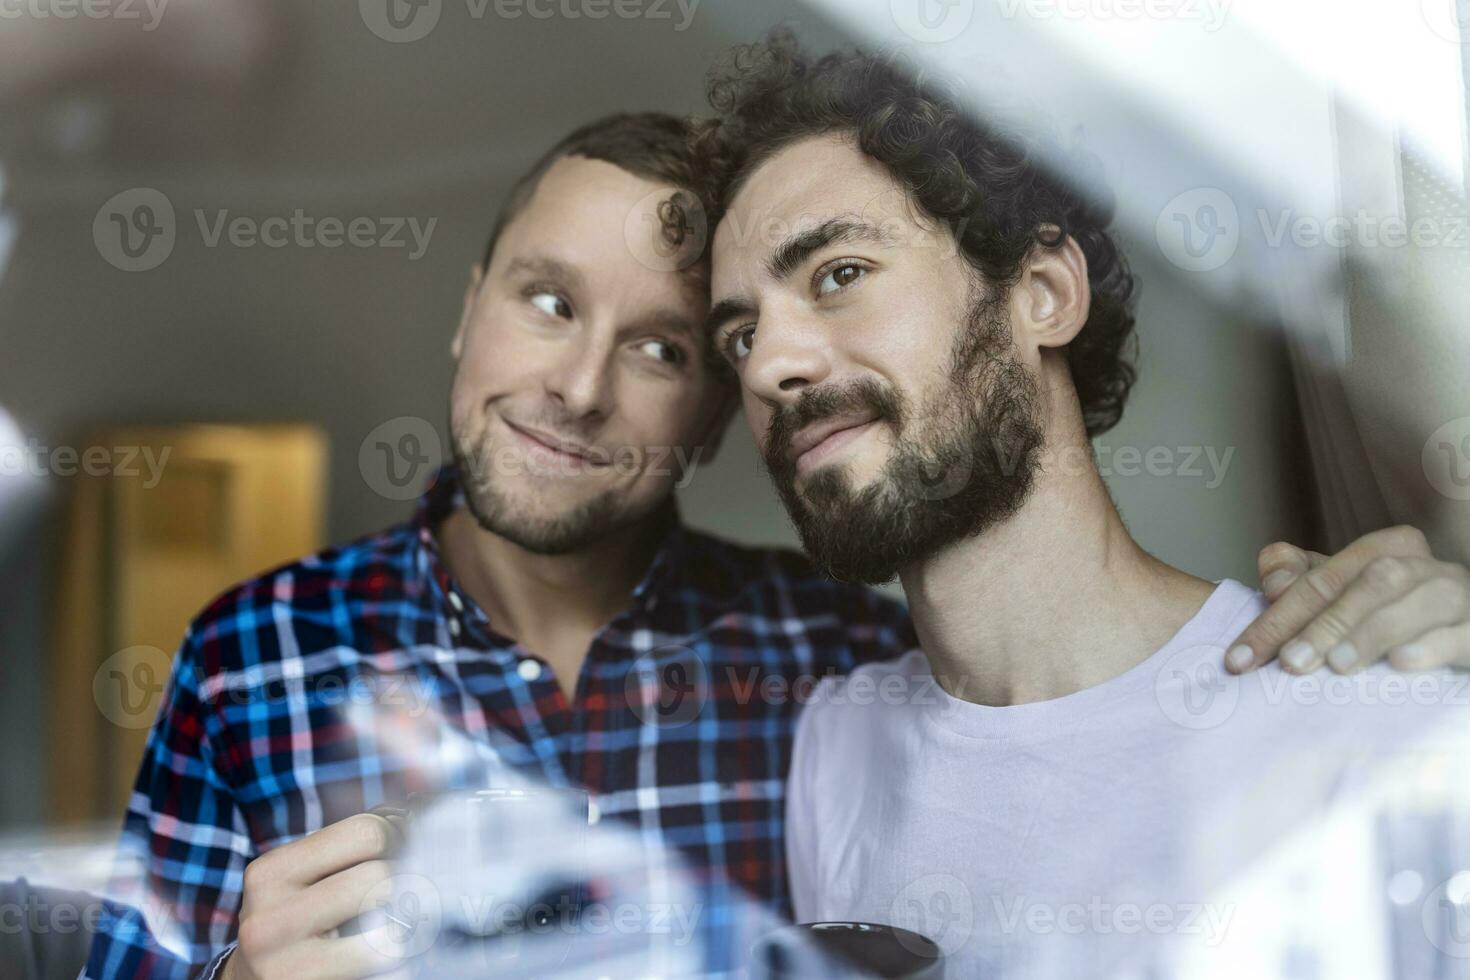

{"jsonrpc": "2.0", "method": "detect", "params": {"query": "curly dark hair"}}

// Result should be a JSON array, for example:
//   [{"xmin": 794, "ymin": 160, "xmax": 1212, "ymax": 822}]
[{"xmin": 692, "ymin": 32, "xmax": 1139, "ymax": 437}]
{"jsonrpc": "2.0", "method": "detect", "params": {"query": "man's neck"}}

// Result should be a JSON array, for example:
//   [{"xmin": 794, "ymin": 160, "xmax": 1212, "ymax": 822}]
[
  {"xmin": 898, "ymin": 429, "xmax": 1215, "ymax": 708},
  {"xmin": 436, "ymin": 503, "xmax": 668, "ymax": 658}
]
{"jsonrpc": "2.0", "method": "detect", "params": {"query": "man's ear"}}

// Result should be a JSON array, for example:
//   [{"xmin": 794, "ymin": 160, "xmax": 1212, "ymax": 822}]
[
  {"xmin": 450, "ymin": 263, "xmax": 485, "ymax": 360},
  {"xmin": 1010, "ymin": 229, "xmax": 1091, "ymax": 350}
]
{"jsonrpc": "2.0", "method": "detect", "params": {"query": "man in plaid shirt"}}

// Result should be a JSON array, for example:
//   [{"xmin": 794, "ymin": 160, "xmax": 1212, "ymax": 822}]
[
  {"xmin": 82, "ymin": 109, "xmax": 1446, "ymax": 980},
  {"xmin": 83, "ymin": 113, "xmax": 917, "ymax": 979}
]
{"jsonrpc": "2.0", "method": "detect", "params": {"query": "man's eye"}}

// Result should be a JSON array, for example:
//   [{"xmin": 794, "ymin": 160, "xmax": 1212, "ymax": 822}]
[
  {"xmin": 637, "ymin": 339, "xmax": 684, "ymax": 365},
  {"xmin": 817, "ymin": 263, "xmax": 866, "ymax": 296},
  {"xmin": 529, "ymin": 291, "xmax": 572, "ymax": 319},
  {"xmin": 724, "ymin": 326, "xmax": 755, "ymax": 362}
]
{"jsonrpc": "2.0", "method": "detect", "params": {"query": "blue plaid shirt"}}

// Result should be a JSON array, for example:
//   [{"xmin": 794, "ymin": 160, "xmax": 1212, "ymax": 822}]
[{"xmin": 84, "ymin": 467, "xmax": 916, "ymax": 977}]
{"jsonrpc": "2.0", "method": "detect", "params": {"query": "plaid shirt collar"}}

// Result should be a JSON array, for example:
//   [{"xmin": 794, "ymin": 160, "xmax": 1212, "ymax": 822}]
[{"xmin": 408, "ymin": 465, "xmax": 690, "ymax": 632}]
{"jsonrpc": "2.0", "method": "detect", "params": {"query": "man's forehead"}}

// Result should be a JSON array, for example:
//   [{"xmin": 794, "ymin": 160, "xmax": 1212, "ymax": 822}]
[
  {"xmin": 721, "ymin": 136, "xmax": 889, "ymax": 232},
  {"xmin": 711, "ymin": 134, "xmax": 919, "ymax": 287}
]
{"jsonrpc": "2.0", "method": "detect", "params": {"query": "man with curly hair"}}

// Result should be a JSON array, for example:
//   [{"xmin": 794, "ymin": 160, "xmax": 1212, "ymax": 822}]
[{"xmin": 698, "ymin": 34, "xmax": 1470, "ymax": 976}]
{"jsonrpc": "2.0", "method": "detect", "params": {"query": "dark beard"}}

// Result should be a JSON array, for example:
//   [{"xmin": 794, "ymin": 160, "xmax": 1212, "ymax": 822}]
[
  {"xmin": 761, "ymin": 293, "xmax": 1044, "ymax": 585},
  {"xmin": 448, "ymin": 421, "xmax": 627, "ymax": 556}
]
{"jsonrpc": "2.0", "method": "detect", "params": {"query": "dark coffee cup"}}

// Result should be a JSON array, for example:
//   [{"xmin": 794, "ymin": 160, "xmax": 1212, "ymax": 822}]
[{"xmin": 750, "ymin": 921, "xmax": 945, "ymax": 979}]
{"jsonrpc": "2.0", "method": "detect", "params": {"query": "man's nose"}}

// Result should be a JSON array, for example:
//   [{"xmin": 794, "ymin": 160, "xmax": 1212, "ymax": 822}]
[
  {"xmin": 542, "ymin": 334, "xmax": 616, "ymax": 420},
  {"xmin": 744, "ymin": 306, "xmax": 835, "ymax": 407}
]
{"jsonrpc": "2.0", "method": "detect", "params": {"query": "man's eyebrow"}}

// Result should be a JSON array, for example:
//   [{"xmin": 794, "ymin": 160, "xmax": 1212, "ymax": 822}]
[
  {"xmin": 765, "ymin": 217, "xmax": 896, "ymax": 281},
  {"xmin": 704, "ymin": 218, "xmax": 895, "ymax": 341},
  {"xmin": 625, "ymin": 308, "xmax": 699, "ymax": 341},
  {"xmin": 703, "ymin": 297, "xmax": 757, "ymax": 342},
  {"xmin": 503, "ymin": 255, "xmax": 586, "ymax": 290}
]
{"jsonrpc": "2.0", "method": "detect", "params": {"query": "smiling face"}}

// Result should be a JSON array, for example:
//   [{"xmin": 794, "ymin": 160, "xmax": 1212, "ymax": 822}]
[
  {"xmin": 707, "ymin": 134, "xmax": 1045, "ymax": 583},
  {"xmin": 449, "ymin": 155, "xmax": 730, "ymax": 554}
]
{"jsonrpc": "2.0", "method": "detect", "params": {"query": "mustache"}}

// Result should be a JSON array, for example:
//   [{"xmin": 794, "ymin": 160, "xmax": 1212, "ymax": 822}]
[{"xmin": 762, "ymin": 378, "xmax": 904, "ymax": 473}]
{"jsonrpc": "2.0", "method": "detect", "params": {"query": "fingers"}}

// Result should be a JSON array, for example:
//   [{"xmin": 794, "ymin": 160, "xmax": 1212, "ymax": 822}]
[
  {"xmin": 236, "ymin": 929, "xmax": 407, "ymax": 980},
  {"xmin": 234, "ymin": 810, "xmax": 413, "ymax": 980},
  {"xmin": 303, "ymin": 860, "xmax": 396, "ymax": 937},
  {"xmin": 1276, "ymin": 557, "xmax": 1464, "ymax": 674},
  {"xmin": 1227, "ymin": 525, "xmax": 1432, "ymax": 674},
  {"xmin": 1256, "ymin": 541, "xmax": 1327, "ymax": 600},
  {"xmin": 252, "ymin": 812, "xmax": 403, "ymax": 893},
  {"xmin": 310, "ymin": 928, "xmax": 415, "ymax": 980},
  {"xmin": 1390, "ymin": 622, "xmax": 1470, "ymax": 671}
]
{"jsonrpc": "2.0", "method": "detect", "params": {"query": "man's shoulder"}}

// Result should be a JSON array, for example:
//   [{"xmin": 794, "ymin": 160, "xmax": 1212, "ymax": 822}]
[
  {"xmin": 181, "ymin": 521, "xmax": 418, "ymax": 667},
  {"xmin": 801, "ymin": 648, "xmax": 929, "ymax": 725}
]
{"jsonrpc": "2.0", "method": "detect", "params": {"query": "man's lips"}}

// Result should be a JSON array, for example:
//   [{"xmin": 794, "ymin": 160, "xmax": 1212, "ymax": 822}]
[
  {"xmin": 501, "ymin": 417, "xmax": 608, "ymax": 466},
  {"xmin": 789, "ymin": 414, "xmax": 880, "ymax": 472}
]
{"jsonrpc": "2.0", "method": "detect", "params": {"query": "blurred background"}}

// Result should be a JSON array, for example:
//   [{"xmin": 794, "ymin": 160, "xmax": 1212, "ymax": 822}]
[{"xmin": 0, "ymin": 0, "xmax": 1465, "ymax": 891}]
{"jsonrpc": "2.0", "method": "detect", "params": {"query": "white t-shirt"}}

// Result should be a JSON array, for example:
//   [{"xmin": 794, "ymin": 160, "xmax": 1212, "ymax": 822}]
[{"xmin": 787, "ymin": 580, "xmax": 1470, "ymax": 979}]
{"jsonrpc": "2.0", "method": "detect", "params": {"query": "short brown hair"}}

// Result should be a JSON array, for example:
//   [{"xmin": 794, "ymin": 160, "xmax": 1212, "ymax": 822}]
[{"xmin": 481, "ymin": 111, "xmax": 705, "ymax": 275}]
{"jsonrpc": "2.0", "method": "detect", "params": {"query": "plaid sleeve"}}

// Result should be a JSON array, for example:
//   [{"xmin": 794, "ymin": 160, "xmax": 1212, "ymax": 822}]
[{"xmin": 84, "ymin": 628, "xmax": 252, "ymax": 979}]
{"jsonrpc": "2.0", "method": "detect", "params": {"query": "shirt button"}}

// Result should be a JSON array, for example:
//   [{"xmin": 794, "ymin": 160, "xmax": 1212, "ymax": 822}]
[
  {"xmin": 448, "ymin": 619, "xmax": 461, "ymax": 638},
  {"xmin": 517, "ymin": 659, "xmax": 543, "ymax": 683},
  {"xmin": 447, "ymin": 591, "xmax": 464, "ymax": 612}
]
